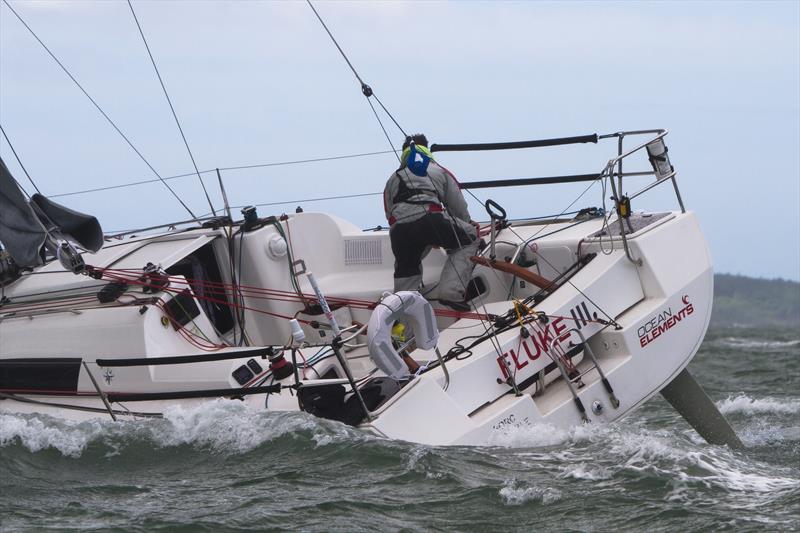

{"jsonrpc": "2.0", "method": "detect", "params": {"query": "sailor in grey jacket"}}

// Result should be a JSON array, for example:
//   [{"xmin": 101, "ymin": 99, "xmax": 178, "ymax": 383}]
[{"xmin": 383, "ymin": 134, "xmax": 480, "ymax": 309}]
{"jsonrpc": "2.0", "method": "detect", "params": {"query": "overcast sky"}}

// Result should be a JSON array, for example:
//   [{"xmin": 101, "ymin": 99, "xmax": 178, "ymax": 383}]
[{"xmin": 1, "ymin": 0, "xmax": 798, "ymax": 280}]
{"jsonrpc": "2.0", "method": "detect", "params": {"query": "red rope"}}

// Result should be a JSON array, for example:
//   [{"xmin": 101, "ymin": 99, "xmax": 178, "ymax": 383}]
[
  {"xmin": 91, "ymin": 266, "xmax": 490, "ymax": 322},
  {"xmin": 100, "ymin": 270, "xmax": 310, "ymax": 324},
  {"xmin": 97, "ymin": 267, "xmax": 376, "ymax": 308}
]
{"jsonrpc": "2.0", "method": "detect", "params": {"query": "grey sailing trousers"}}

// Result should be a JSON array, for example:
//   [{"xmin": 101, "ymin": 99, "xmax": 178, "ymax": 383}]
[{"xmin": 390, "ymin": 212, "xmax": 479, "ymax": 301}]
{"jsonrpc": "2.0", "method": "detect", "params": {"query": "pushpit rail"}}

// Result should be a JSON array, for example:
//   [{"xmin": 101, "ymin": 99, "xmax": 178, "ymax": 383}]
[
  {"xmin": 433, "ymin": 129, "xmax": 685, "ymax": 266},
  {"xmin": 598, "ymin": 129, "xmax": 683, "ymax": 265}
]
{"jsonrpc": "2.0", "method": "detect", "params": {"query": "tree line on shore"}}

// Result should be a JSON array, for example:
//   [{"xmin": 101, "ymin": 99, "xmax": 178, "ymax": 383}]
[{"xmin": 712, "ymin": 273, "xmax": 800, "ymax": 328}]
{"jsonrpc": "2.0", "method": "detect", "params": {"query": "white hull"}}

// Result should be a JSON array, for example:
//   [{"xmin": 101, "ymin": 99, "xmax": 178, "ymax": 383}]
[
  {"xmin": 2, "ymin": 129, "xmax": 739, "ymax": 447},
  {"xmin": 1, "ymin": 207, "xmax": 713, "ymax": 445}
]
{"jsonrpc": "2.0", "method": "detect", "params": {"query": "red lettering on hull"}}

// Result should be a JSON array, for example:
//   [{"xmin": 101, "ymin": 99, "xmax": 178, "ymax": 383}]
[
  {"xmin": 496, "ymin": 317, "xmax": 574, "ymax": 380},
  {"xmin": 509, "ymin": 348, "xmax": 528, "ymax": 370}
]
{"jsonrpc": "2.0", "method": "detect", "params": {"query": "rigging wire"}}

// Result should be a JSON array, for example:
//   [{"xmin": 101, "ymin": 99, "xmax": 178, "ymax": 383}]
[
  {"xmin": 6, "ymin": 0, "xmax": 620, "ymax": 360},
  {"xmin": 305, "ymin": 0, "xmax": 407, "ymax": 140},
  {"xmin": 0, "ymin": 123, "xmax": 72, "ymax": 250},
  {"xmin": 366, "ymin": 97, "xmax": 402, "ymax": 164},
  {"xmin": 430, "ymin": 174, "xmax": 510, "ymax": 366},
  {"xmin": 304, "ymin": 0, "xmax": 504, "ymax": 356},
  {"xmin": 305, "ymin": 0, "xmax": 363, "ymax": 86},
  {"xmin": 471, "ymin": 176, "xmax": 622, "ymax": 327},
  {"xmin": 304, "ymin": 0, "xmax": 518, "ymax": 362},
  {"xmin": 422, "ymin": 137, "xmax": 617, "ymax": 332},
  {"xmin": 48, "ymin": 150, "xmax": 395, "ymax": 199},
  {"xmin": 424, "ymin": 126, "xmax": 621, "ymax": 329},
  {"xmin": 0, "ymin": 0, "xmax": 198, "ymax": 220},
  {"xmin": 125, "ymin": 0, "xmax": 216, "ymax": 216},
  {"xmin": 0, "ymin": 124, "xmax": 41, "ymax": 194},
  {"xmin": 104, "ymin": 191, "xmax": 384, "ymax": 235},
  {"xmin": 195, "ymin": 193, "xmax": 383, "ymax": 219},
  {"xmin": 214, "ymin": 150, "xmax": 394, "ymax": 173},
  {"xmin": 110, "ymin": 187, "xmax": 593, "ymax": 233}
]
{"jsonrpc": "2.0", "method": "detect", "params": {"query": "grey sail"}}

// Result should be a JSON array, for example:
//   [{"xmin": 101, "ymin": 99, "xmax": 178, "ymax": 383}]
[
  {"xmin": 0, "ymin": 157, "xmax": 103, "ymax": 269},
  {"xmin": 0, "ymin": 157, "xmax": 48, "ymax": 268}
]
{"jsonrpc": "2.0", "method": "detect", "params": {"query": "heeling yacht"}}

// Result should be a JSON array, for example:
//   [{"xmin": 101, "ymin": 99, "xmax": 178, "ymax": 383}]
[{"xmin": 0, "ymin": 130, "xmax": 742, "ymax": 447}]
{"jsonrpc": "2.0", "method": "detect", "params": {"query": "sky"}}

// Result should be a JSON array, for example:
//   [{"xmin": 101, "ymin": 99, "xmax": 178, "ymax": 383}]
[{"xmin": 1, "ymin": 0, "xmax": 798, "ymax": 281}]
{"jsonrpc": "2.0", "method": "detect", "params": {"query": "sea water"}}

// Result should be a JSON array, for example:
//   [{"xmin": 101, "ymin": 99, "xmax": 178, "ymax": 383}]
[{"xmin": 1, "ymin": 327, "xmax": 798, "ymax": 532}]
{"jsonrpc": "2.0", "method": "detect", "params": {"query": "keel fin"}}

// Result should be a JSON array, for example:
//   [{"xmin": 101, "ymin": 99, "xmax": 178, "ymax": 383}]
[{"xmin": 660, "ymin": 368, "xmax": 744, "ymax": 449}]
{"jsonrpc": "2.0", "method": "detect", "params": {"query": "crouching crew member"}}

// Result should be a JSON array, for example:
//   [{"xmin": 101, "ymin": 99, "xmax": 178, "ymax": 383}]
[{"xmin": 383, "ymin": 134, "xmax": 480, "ymax": 311}]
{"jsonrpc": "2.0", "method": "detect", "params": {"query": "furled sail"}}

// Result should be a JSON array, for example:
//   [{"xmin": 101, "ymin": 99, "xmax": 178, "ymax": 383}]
[
  {"xmin": 0, "ymin": 157, "xmax": 103, "ymax": 270},
  {"xmin": 0, "ymin": 157, "xmax": 47, "ymax": 268}
]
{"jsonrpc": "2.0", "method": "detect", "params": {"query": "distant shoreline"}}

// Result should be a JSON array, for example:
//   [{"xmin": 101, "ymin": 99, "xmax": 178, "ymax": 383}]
[{"xmin": 711, "ymin": 273, "xmax": 800, "ymax": 328}]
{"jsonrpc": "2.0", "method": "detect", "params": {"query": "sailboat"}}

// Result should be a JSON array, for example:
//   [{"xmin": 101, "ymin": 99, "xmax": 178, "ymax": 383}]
[
  {"xmin": 0, "ymin": 128, "xmax": 742, "ymax": 447},
  {"xmin": 0, "ymin": 2, "xmax": 742, "ymax": 447}
]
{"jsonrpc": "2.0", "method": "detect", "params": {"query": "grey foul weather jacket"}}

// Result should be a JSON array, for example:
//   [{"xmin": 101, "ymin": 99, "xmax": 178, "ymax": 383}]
[{"xmin": 383, "ymin": 161, "xmax": 471, "ymax": 227}]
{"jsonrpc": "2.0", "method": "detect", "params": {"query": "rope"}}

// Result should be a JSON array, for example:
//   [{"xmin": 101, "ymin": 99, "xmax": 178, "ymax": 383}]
[
  {"xmin": 371, "ymin": 94, "xmax": 407, "ymax": 139},
  {"xmin": 0, "ymin": 124, "xmax": 41, "ymax": 194},
  {"xmin": 305, "ymin": 0, "xmax": 407, "ymax": 138},
  {"xmin": 126, "ymin": 0, "xmax": 216, "ymax": 216},
  {"xmin": 96, "ymin": 268, "xmax": 309, "ymax": 324},
  {"xmin": 366, "ymin": 97, "xmax": 401, "ymax": 164},
  {"xmin": 0, "ymin": 0, "xmax": 198, "ymax": 220},
  {"xmin": 305, "ymin": 0, "xmax": 364, "ymax": 88},
  {"xmin": 48, "ymin": 150, "xmax": 394, "ymax": 199},
  {"xmin": 463, "ymin": 173, "xmax": 622, "ymax": 328},
  {"xmin": 300, "ymin": 14, "xmax": 500, "ymax": 343},
  {"xmin": 81, "ymin": 266, "xmax": 487, "ymax": 322},
  {"xmin": 114, "ymin": 192, "xmax": 586, "ymax": 233},
  {"xmin": 215, "ymin": 150, "xmax": 395, "ymax": 172}
]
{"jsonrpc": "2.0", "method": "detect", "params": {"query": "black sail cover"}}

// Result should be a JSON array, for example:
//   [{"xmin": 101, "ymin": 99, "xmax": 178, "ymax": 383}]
[
  {"xmin": 0, "ymin": 158, "xmax": 47, "ymax": 268},
  {"xmin": 0, "ymin": 157, "xmax": 103, "ymax": 268}
]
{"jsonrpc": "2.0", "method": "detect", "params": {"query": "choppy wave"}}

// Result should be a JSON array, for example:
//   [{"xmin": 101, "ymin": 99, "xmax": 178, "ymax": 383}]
[
  {"xmin": 2, "ymin": 327, "xmax": 799, "ymax": 531},
  {"xmin": 717, "ymin": 394, "xmax": 800, "ymax": 416},
  {"xmin": 487, "ymin": 422, "xmax": 576, "ymax": 448},
  {"xmin": 491, "ymin": 419, "xmax": 800, "ymax": 495},
  {"xmin": 0, "ymin": 413, "xmax": 108, "ymax": 458},
  {"xmin": 715, "ymin": 337, "xmax": 800, "ymax": 350},
  {"xmin": 499, "ymin": 480, "xmax": 562, "ymax": 505},
  {"xmin": 2, "ymin": 408, "xmax": 798, "ymax": 531},
  {"xmin": 0, "ymin": 401, "xmax": 364, "ymax": 458}
]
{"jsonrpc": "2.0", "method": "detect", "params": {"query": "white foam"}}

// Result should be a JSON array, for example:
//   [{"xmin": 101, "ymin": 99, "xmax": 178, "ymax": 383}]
[
  {"xmin": 717, "ymin": 394, "xmax": 800, "ymax": 416},
  {"xmin": 486, "ymin": 422, "xmax": 591, "ymax": 448},
  {"xmin": 151, "ymin": 400, "xmax": 320, "ymax": 453},
  {"xmin": 609, "ymin": 429, "xmax": 688, "ymax": 468},
  {"xmin": 496, "ymin": 422, "xmax": 800, "ymax": 503},
  {"xmin": 0, "ymin": 414, "xmax": 108, "ymax": 458},
  {"xmin": 560, "ymin": 462, "xmax": 612, "ymax": 481},
  {"xmin": 717, "ymin": 337, "xmax": 800, "ymax": 350},
  {"xmin": 499, "ymin": 480, "xmax": 562, "ymax": 506},
  {"xmin": 404, "ymin": 446, "xmax": 431, "ymax": 471},
  {"xmin": 403, "ymin": 446, "xmax": 450, "ymax": 480},
  {"xmin": 491, "ymin": 420, "xmax": 800, "ymax": 498},
  {"xmin": 604, "ymin": 427, "xmax": 800, "ymax": 495},
  {"xmin": 310, "ymin": 420, "xmax": 367, "ymax": 448},
  {"xmin": 690, "ymin": 453, "xmax": 799, "ymax": 493},
  {"xmin": 0, "ymin": 401, "xmax": 334, "ymax": 457},
  {"xmin": 729, "ymin": 418, "xmax": 800, "ymax": 447}
]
